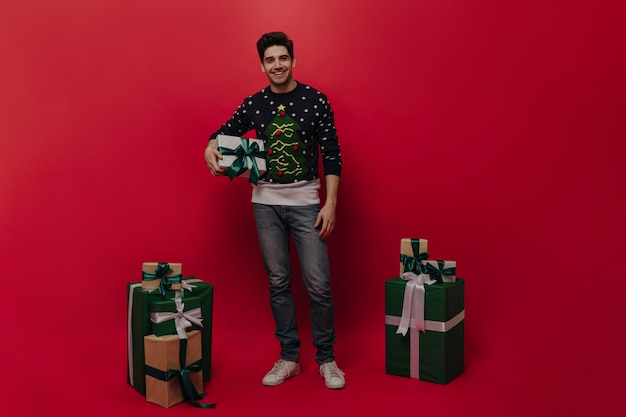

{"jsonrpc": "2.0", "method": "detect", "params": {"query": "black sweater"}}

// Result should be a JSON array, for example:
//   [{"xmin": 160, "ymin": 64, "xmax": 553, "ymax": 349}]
[{"xmin": 210, "ymin": 82, "xmax": 342, "ymax": 183}]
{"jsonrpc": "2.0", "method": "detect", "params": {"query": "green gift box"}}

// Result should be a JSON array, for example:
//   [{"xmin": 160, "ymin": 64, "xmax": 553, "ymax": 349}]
[
  {"xmin": 150, "ymin": 296, "xmax": 204, "ymax": 337},
  {"xmin": 385, "ymin": 276, "xmax": 464, "ymax": 384},
  {"xmin": 127, "ymin": 277, "xmax": 214, "ymax": 395}
]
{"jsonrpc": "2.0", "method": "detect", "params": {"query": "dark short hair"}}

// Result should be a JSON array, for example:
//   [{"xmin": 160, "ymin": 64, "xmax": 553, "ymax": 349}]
[{"xmin": 256, "ymin": 32, "xmax": 294, "ymax": 62}]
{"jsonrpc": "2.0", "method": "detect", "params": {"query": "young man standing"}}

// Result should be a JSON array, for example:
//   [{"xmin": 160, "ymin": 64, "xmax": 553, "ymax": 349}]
[{"xmin": 204, "ymin": 32, "xmax": 345, "ymax": 389}]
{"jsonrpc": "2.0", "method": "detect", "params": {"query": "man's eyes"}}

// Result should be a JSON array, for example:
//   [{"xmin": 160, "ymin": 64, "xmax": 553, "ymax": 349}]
[{"xmin": 265, "ymin": 56, "xmax": 289, "ymax": 64}]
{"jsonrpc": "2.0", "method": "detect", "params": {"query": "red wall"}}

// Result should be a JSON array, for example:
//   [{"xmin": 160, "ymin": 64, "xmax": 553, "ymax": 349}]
[{"xmin": 1, "ymin": 1, "xmax": 624, "ymax": 416}]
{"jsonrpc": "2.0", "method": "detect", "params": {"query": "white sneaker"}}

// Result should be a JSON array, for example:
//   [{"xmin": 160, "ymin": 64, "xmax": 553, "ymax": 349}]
[
  {"xmin": 262, "ymin": 359, "xmax": 301, "ymax": 386},
  {"xmin": 319, "ymin": 360, "xmax": 346, "ymax": 389}
]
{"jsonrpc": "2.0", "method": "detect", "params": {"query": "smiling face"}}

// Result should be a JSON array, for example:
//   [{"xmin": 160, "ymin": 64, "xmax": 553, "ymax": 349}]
[{"xmin": 261, "ymin": 45, "xmax": 297, "ymax": 93}]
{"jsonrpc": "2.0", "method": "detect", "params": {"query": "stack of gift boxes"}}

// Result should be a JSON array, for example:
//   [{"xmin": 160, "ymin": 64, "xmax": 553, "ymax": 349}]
[
  {"xmin": 385, "ymin": 238, "xmax": 465, "ymax": 384},
  {"xmin": 126, "ymin": 262, "xmax": 216, "ymax": 408}
]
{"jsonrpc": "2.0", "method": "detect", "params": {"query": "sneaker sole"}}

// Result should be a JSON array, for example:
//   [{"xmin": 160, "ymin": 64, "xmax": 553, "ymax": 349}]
[
  {"xmin": 325, "ymin": 381, "xmax": 346, "ymax": 390},
  {"xmin": 262, "ymin": 367, "xmax": 302, "ymax": 386}
]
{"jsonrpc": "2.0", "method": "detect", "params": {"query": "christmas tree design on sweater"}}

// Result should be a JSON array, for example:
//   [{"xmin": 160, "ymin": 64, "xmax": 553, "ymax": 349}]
[{"xmin": 264, "ymin": 104, "xmax": 308, "ymax": 182}]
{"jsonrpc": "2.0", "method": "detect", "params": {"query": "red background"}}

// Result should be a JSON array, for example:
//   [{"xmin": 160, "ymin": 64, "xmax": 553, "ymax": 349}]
[{"xmin": 1, "ymin": 1, "xmax": 624, "ymax": 416}]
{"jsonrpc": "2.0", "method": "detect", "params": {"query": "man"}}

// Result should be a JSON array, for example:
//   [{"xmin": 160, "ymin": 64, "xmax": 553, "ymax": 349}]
[{"xmin": 204, "ymin": 32, "xmax": 345, "ymax": 389}]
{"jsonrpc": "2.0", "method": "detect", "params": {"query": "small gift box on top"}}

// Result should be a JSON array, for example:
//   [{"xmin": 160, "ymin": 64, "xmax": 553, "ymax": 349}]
[
  {"xmin": 399, "ymin": 238, "xmax": 429, "ymax": 275},
  {"xmin": 141, "ymin": 262, "xmax": 183, "ymax": 292}
]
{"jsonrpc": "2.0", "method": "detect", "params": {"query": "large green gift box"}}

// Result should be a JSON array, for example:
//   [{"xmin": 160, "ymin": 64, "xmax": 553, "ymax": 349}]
[
  {"xmin": 385, "ymin": 276, "xmax": 465, "ymax": 384},
  {"xmin": 127, "ymin": 277, "xmax": 214, "ymax": 395}
]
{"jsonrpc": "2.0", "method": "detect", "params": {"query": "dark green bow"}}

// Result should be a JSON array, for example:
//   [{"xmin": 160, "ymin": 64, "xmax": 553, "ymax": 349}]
[
  {"xmin": 218, "ymin": 138, "xmax": 266, "ymax": 185},
  {"xmin": 400, "ymin": 245, "xmax": 430, "ymax": 274},
  {"xmin": 142, "ymin": 262, "xmax": 183, "ymax": 296},
  {"xmin": 422, "ymin": 260, "xmax": 456, "ymax": 283}
]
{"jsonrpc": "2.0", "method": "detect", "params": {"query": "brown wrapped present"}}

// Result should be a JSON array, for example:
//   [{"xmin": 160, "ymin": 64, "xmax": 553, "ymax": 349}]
[
  {"xmin": 144, "ymin": 330, "xmax": 204, "ymax": 408},
  {"xmin": 399, "ymin": 238, "xmax": 429, "ymax": 275},
  {"xmin": 141, "ymin": 262, "xmax": 183, "ymax": 292}
]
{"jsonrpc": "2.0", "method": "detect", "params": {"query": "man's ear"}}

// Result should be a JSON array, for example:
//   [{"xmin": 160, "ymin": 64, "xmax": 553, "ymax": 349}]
[
  {"xmin": 293, "ymin": 58, "xmax": 296, "ymax": 68},
  {"xmin": 261, "ymin": 63, "xmax": 266, "ymax": 73}
]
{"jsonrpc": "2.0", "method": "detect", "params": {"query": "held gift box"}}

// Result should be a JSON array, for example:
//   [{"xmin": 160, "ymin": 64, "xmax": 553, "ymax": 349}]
[
  {"xmin": 216, "ymin": 134, "xmax": 267, "ymax": 184},
  {"xmin": 127, "ymin": 277, "xmax": 214, "ymax": 395},
  {"xmin": 144, "ymin": 330, "xmax": 203, "ymax": 408},
  {"xmin": 385, "ymin": 276, "xmax": 465, "ymax": 384}
]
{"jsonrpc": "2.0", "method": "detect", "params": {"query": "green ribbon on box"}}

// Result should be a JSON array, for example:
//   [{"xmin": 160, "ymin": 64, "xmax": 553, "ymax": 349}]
[
  {"xmin": 218, "ymin": 138, "xmax": 266, "ymax": 185},
  {"xmin": 400, "ymin": 251, "xmax": 430, "ymax": 275},
  {"xmin": 400, "ymin": 239, "xmax": 429, "ymax": 274},
  {"xmin": 142, "ymin": 263, "xmax": 183, "ymax": 296},
  {"xmin": 144, "ymin": 338, "xmax": 216, "ymax": 409},
  {"xmin": 422, "ymin": 260, "xmax": 456, "ymax": 284}
]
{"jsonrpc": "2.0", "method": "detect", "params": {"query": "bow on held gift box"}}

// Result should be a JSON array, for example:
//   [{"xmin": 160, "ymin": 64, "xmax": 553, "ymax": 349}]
[{"xmin": 216, "ymin": 134, "xmax": 267, "ymax": 185}]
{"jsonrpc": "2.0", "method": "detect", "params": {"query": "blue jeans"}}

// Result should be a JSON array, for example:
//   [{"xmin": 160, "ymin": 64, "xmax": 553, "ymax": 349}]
[{"xmin": 253, "ymin": 203, "xmax": 336, "ymax": 364}]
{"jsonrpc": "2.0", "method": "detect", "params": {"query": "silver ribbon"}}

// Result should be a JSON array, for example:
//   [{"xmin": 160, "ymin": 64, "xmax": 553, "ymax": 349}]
[
  {"xmin": 150, "ymin": 297, "xmax": 203, "ymax": 339},
  {"xmin": 127, "ymin": 283, "xmax": 142, "ymax": 386},
  {"xmin": 396, "ymin": 272, "xmax": 436, "ymax": 336}
]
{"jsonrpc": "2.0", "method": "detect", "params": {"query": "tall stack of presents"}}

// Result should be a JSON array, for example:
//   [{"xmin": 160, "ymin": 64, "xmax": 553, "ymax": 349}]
[
  {"xmin": 126, "ymin": 239, "xmax": 464, "ymax": 408},
  {"xmin": 127, "ymin": 263, "xmax": 216, "ymax": 408}
]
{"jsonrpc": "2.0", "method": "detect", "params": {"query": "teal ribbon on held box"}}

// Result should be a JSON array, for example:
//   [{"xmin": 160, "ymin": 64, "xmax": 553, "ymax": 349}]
[
  {"xmin": 385, "ymin": 276, "xmax": 465, "ymax": 384},
  {"xmin": 127, "ymin": 277, "xmax": 214, "ymax": 395},
  {"xmin": 216, "ymin": 134, "xmax": 267, "ymax": 185}
]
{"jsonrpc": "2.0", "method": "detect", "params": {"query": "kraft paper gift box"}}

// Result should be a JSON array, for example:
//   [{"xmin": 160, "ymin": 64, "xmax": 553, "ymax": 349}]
[
  {"xmin": 144, "ymin": 330, "xmax": 205, "ymax": 408},
  {"xmin": 399, "ymin": 238, "xmax": 429, "ymax": 275},
  {"xmin": 141, "ymin": 262, "xmax": 183, "ymax": 292},
  {"xmin": 151, "ymin": 296, "xmax": 204, "ymax": 337},
  {"xmin": 385, "ymin": 275, "xmax": 465, "ymax": 384},
  {"xmin": 127, "ymin": 277, "xmax": 214, "ymax": 395},
  {"xmin": 421, "ymin": 260, "xmax": 457, "ymax": 283},
  {"xmin": 216, "ymin": 134, "xmax": 267, "ymax": 184}
]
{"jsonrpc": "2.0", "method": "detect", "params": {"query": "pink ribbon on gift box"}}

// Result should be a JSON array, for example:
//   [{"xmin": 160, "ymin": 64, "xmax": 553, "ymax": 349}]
[
  {"xmin": 396, "ymin": 272, "xmax": 436, "ymax": 336},
  {"xmin": 385, "ymin": 310, "xmax": 465, "ymax": 379},
  {"xmin": 150, "ymin": 298, "xmax": 203, "ymax": 339}
]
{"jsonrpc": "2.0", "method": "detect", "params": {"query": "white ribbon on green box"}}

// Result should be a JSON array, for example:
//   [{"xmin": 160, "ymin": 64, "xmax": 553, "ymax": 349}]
[
  {"xmin": 396, "ymin": 272, "xmax": 436, "ymax": 336},
  {"xmin": 385, "ymin": 310, "xmax": 465, "ymax": 379},
  {"xmin": 150, "ymin": 298, "xmax": 204, "ymax": 339}
]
